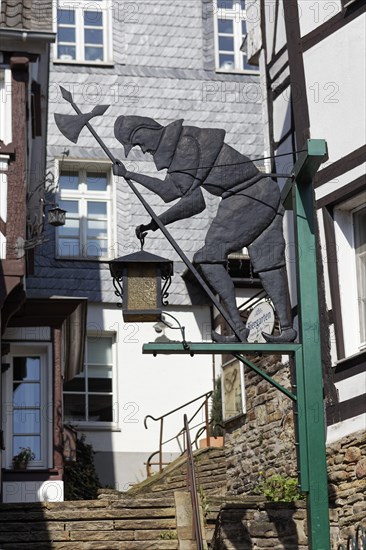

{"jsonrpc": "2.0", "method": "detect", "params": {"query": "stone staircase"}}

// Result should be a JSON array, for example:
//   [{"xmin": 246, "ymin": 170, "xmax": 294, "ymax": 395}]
[{"xmin": 124, "ymin": 447, "xmax": 227, "ymax": 500}]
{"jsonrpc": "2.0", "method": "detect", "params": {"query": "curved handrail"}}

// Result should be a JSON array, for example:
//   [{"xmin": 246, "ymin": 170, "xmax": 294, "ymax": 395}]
[
  {"xmin": 184, "ymin": 414, "xmax": 205, "ymax": 550},
  {"xmin": 144, "ymin": 391, "xmax": 213, "ymax": 429},
  {"xmin": 144, "ymin": 390, "xmax": 213, "ymax": 476}
]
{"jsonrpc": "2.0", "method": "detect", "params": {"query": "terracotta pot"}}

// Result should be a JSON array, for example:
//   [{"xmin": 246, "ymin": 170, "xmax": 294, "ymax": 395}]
[{"xmin": 199, "ymin": 436, "xmax": 224, "ymax": 449}]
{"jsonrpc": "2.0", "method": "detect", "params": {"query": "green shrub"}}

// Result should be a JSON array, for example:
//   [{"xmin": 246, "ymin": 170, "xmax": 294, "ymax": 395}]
[
  {"xmin": 64, "ymin": 434, "xmax": 101, "ymax": 500},
  {"xmin": 210, "ymin": 376, "xmax": 224, "ymax": 437},
  {"xmin": 255, "ymin": 473, "xmax": 305, "ymax": 502}
]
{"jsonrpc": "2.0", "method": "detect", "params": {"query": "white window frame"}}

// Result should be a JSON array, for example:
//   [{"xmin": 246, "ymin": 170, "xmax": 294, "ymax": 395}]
[
  {"xmin": 55, "ymin": 160, "xmax": 115, "ymax": 260},
  {"xmin": 63, "ymin": 333, "xmax": 118, "ymax": 430},
  {"xmin": 334, "ymin": 195, "xmax": 366, "ymax": 357},
  {"xmin": 2, "ymin": 344, "xmax": 53, "ymax": 470},
  {"xmin": 213, "ymin": 0, "xmax": 258, "ymax": 74},
  {"xmin": 0, "ymin": 69, "xmax": 12, "ymax": 145},
  {"xmin": 54, "ymin": 0, "xmax": 113, "ymax": 65}
]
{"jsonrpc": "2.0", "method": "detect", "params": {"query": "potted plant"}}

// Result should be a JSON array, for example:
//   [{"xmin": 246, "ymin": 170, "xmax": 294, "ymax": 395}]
[{"xmin": 12, "ymin": 446, "xmax": 36, "ymax": 470}]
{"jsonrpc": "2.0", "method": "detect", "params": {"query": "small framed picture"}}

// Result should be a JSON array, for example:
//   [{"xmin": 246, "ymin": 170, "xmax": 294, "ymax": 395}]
[{"xmin": 222, "ymin": 358, "xmax": 246, "ymax": 421}]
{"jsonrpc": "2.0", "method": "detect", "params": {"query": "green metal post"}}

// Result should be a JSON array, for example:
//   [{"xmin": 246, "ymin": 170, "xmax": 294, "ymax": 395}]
[
  {"xmin": 142, "ymin": 139, "xmax": 331, "ymax": 549},
  {"xmin": 293, "ymin": 139, "xmax": 330, "ymax": 549}
]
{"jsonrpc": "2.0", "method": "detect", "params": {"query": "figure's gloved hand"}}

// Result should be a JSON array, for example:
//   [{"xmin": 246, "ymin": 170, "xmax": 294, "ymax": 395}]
[
  {"xmin": 135, "ymin": 219, "xmax": 159, "ymax": 241},
  {"xmin": 113, "ymin": 161, "xmax": 129, "ymax": 178}
]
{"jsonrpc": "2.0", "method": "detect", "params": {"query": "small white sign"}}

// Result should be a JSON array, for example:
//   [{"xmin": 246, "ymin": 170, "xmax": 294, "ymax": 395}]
[{"xmin": 246, "ymin": 302, "xmax": 275, "ymax": 343}]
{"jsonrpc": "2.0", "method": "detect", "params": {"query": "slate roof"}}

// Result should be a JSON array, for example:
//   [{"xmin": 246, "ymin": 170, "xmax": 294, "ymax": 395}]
[{"xmin": 0, "ymin": 0, "xmax": 53, "ymax": 31}]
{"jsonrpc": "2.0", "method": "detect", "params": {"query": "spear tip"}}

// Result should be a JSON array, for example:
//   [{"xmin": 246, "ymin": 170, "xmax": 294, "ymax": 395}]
[{"xmin": 60, "ymin": 86, "xmax": 73, "ymax": 103}]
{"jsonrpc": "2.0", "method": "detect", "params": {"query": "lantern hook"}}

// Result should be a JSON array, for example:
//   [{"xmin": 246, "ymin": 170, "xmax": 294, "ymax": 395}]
[{"xmin": 156, "ymin": 312, "xmax": 189, "ymax": 350}]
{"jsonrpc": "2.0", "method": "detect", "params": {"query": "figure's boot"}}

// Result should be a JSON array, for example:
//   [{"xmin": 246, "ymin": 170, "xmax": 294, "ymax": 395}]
[
  {"xmin": 198, "ymin": 264, "xmax": 248, "ymax": 343},
  {"xmin": 258, "ymin": 267, "xmax": 297, "ymax": 342}
]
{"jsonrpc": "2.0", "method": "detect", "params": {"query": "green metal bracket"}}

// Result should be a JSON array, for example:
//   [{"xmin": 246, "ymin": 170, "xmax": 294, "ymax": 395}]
[
  {"xmin": 232, "ymin": 353, "xmax": 296, "ymax": 401},
  {"xmin": 142, "ymin": 139, "xmax": 331, "ymax": 549},
  {"xmin": 144, "ymin": 342, "xmax": 297, "ymax": 401},
  {"xmin": 143, "ymin": 342, "xmax": 301, "ymax": 355}
]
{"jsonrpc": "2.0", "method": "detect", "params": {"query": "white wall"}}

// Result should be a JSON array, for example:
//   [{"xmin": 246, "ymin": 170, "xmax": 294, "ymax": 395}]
[
  {"xmin": 80, "ymin": 303, "xmax": 214, "ymax": 487},
  {"xmin": 303, "ymin": 16, "xmax": 366, "ymax": 165}
]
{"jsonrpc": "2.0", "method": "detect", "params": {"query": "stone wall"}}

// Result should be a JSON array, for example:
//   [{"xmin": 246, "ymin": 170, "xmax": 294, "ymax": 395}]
[
  {"xmin": 211, "ymin": 498, "xmax": 309, "ymax": 550},
  {"xmin": 224, "ymin": 355, "xmax": 366, "ymax": 546},
  {"xmin": 225, "ymin": 356, "xmax": 297, "ymax": 495},
  {"xmin": 327, "ymin": 430, "xmax": 366, "ymax": 544}
]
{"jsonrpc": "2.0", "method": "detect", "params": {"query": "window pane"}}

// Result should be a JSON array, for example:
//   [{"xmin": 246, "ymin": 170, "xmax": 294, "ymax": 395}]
[
  {"xmin": 88, "ymin": 394, "xmax": 112, "ymax": 421},
  {"xmin": 13, "ymin": 383, "xmax": 40, "ymax": 407},
  {"xmin": 242, "ymin": 55, "xmax": 257, "ymax": 71},
  {"xmin": 88, "ymin": 337, "xmax": 112, "ymax": 364},
  {"xmin": 58, "ymin": 238, "xmax": 80, "ymax": 257},
  {"xmin": 219, "ymin": 36, "xmax": 234, "ymax": 52},
  {"xmin": 88, "ymin": 372, "xmax": 112, "ymax": 392},
  {"xmin": 13, "ymin": 357, "xmax": 40, "ymax": 382},
  {"xmin": 57, "ymin": 8, "xmax": 75, "ymax": 25},
  {"xmin": 64, "ymin": 394, "xmax": 86, "ymax": 422},
  {"xmin": 88, "ymin": 202, "xmax": 107, "ymax": 216},
  {"xmin": 354, "ymin": 207, "xmax": 366, "ymax": 342},
  {"xmin": 59, "ymin": 200, "xmax": 79, "ymax": 214},
  {"xmin": 217, "ymin": 0, "xmax": 234, "ymax": 8},
  {"xmin": 63, "ymin": 374, "xmax": 86, "ymax": 393},
  {"xmin": 87, "ymin": 220, "xmax": 107, "ymax": 238},
  {"xmin": 59, "ymin": 171, "xmax": 79, "ymax": 190},
  {"xmin": 58, "ymin": 218, "xmax": 80, "ymax": 237},
  {"xmin": 85, "ymin": 46, "xmax": 104, "ymax": 61},
  {"xmin": 218, "ymin": 19, "xmax": 233, "ymax": 33},
  {"xmin": 84, "ymin": 9, "xmax": 103, "ymax": 26},
  {"xmin": 57, "ymin": 45, "xmax": 76, "ymax": 60},
  {"xmin": 242, "ymin": 20, "xmax": 247, "ymax": 35},
  {"xmin": 219, "ymin": 54, "xmax": 235, "ymax": 69},
  {"xmin": 89, "ymin": 364, "xmax": 112, "ymax": 379},
  {"xmin": 87, "ymin": 172, "xmax": 107, "ymax": 191},
  {"xmin": 85, "ymin": 28, "xmax": 103, "ymax": 45},
  {"xmin": 13, "ymin": 435, "xmax": 41, "ymax": 460},
  {"xmin": 85, "ymin": 239, "xmax": 108, "ymax": 257},
  {"xmin": 58, "ymin": 27, "xmax": 76, "ymax": 43},
  {"xmin": 13, "ymin": 410, "xmax": 41, "ymax": 434}
]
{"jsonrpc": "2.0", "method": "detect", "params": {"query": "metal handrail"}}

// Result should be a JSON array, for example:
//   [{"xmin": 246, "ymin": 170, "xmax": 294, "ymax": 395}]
[
  {"xmin": 338, "ymin": 525, "xmax": 365, "ymax": 550},
  {"xmin": 184, "ymin": 414, "xmax": 205, "ymax": 550},
  {"xmin": 144, "ymin": 390, "xmax": 213, "ymax": 477}
]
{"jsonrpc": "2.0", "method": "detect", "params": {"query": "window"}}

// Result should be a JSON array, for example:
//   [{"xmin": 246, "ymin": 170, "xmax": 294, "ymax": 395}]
[
  {"xmin": 63, "ymin": 335, "xmax": 116, "ymax": 424},
  {"xmin": 354, "ymin": 206, "xmax": 366, "ymax": 345},
  {"xmin": 55, "ymin": 0, "xmax": 112, "ymax": 63},
  {"xmin": 56, "ymin": 164, "xmax": 113, "ymax": 259},
  {"xmin": 0, "ymin": 69, "xmax": 12, "ymax": 145},
  {"xmin": 214, "ymin": 0, "xmax": 257, "ymax": 72},
  {"xmin": 3, "ymin": 345, "xmax": 52, "ymax": 469},
  {"xmin": 334, "ymin": 195, "xmax": 366, "ymax": 355}
]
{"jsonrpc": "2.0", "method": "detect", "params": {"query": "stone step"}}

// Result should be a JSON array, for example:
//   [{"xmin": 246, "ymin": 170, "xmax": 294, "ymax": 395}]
[{"xmin": 127, "ymin": 447, "xmax": 227, "ymax": 500}]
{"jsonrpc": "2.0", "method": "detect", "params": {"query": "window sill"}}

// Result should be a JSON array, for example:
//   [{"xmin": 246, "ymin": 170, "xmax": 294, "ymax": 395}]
[
  {"xmin": 55, "ymin": 256, "xmax": 112, "ymax": 263},
  {"xmin": 215, "ymin": 68, "xmax": 260, "ymax": 75},
  {"xmin": 66, "ymin": 422, "xmax": 121, "ymax": 432},
  {"xmin": 53, "ymin": 60, "xmax": 114, "ymax": 68}
]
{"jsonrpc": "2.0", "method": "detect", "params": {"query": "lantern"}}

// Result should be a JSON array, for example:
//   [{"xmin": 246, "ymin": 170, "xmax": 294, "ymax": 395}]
[
  {"xmin": 109, "ymin": 250, "xmax": 173, "ymax": 322},
  {"xmin": 48, "ymin": 206, "xmax": 67, "ymax": 227}
]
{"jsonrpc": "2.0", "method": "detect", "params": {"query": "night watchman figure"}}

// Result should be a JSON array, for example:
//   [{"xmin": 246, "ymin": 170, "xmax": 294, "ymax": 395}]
[{"xmin": 113, "ymin": 115, "xmax": 296, "ymax": 344}]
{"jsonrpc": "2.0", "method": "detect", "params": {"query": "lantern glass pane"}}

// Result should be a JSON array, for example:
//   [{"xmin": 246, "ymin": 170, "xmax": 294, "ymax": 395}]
[{"xmin": 127, "ymin": 265, "xmax": 157, "ymax": 310}]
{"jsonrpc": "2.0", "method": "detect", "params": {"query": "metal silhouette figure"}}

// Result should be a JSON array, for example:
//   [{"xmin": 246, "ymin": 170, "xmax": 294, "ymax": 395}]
[
  {"xmin": 113, "ymin": 116, "xmax": 296, "ymax": 343},
  {"xmin": 55, "ymin": 89, "xmax": 296, "ymax": 343}
]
